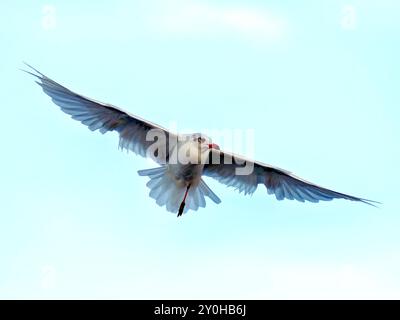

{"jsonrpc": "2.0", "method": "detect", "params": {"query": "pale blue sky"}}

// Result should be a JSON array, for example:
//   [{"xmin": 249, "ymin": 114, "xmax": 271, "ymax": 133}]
[{"xmin": 1, "ymin": 0, "xmax": 399, "ymax": 299}]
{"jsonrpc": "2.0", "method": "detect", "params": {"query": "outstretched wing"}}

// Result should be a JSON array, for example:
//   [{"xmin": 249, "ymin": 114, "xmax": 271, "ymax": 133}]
[
  {"xmin": 25, "ymin": 64, "xmax": 176, "ymax": 164},
  {"xmin": 204, "ymin": 149, "xmax": 379, "ymax": 206}
]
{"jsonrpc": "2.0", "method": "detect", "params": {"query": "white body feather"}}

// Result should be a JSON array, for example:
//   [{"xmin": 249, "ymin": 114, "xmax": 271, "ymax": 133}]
[{"xmin": 138, "ymin": 140, "xmax": 221, "ymax": 214}]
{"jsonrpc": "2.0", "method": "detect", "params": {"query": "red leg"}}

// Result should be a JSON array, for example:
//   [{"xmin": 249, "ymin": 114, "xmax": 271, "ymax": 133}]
[{"xmin": 178, "ymin": 185, "xmax": 191, "ymax": 217}]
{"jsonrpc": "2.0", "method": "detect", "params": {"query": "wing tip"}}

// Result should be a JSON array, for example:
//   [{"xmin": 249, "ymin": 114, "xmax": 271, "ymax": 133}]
[
  {"xmin": 20, "ymin": 62, "xmax": 45, "ymax": 82},
  {"xmin": 358, "ymin": 198, "xmax": 382, "ymax": 208}
]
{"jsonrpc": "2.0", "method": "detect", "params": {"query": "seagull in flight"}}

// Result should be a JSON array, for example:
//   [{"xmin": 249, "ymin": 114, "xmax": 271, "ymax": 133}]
[{"xmin": 24, "ymin": 64, "xmax": 378, "ymax": 216}]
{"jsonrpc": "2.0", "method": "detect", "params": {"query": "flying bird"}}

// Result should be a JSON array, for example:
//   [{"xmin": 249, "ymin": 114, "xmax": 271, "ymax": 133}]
[{"xmin": 24, "ymin": 64, "xmax": 378, "ymax": 216}]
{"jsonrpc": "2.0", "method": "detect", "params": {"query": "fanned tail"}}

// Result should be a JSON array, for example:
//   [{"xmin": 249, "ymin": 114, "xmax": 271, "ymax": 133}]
[
  {"xmin": 138, "ymin": 167, "xmax": 221, "ymax": 215},
  {"xmin": 199, "ymin": 179, "xmax": 221, "ymax": 204}
]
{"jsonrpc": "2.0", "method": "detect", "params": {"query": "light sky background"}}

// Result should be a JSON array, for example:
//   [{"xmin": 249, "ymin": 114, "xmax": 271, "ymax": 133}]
[{"xmin": 1, "ymin": 0, "xmax": 399, "ymax": 299}]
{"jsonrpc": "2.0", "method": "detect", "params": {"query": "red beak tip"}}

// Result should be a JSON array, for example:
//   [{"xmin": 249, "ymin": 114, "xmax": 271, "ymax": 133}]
[{"xmin": 208, "ymin": 143, "xmax": 220, "ymax": 150}]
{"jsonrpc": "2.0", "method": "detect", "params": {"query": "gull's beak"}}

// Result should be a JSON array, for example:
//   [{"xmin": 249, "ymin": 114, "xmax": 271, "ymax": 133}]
[{"xmin": 208, "ymin": 143, "xmax": 220, "ymax": 150}]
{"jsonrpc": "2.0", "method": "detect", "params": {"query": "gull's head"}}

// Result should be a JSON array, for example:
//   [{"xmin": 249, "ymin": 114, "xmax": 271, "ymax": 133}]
[{"xmin": 191, "ymin": 133, "xmax": 220, "ymax": 151}]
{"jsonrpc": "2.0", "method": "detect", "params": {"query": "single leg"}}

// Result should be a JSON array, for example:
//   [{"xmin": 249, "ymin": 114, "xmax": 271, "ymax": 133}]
[{"xmin": 178, "ymin": 184, "xmax": 191, "ymax": 217}]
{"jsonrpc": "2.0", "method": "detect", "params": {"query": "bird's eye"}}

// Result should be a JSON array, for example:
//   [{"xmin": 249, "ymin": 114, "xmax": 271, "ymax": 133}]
[{"xmin": 197, "ymin": 137, "xmax": 203, "ymax": 143}]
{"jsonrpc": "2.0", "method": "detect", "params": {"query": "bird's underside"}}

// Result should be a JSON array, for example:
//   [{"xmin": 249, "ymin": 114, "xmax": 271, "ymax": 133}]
[{"xmin": 24, "ymin": 64, "xmax": 379, "ymax": 216}]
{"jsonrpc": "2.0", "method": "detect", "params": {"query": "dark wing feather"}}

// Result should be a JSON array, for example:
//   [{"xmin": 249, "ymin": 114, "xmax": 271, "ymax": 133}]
[
  {"xmin": 204, "ymin": 149, "xmax": 379, "ymax": 206},
  {"xmin": 24, "ymin": 64, "xmax": 176, "ymax": 164}
]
